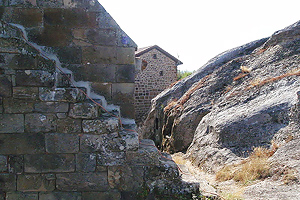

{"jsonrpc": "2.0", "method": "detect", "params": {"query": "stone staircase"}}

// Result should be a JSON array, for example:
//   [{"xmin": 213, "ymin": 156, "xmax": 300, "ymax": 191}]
[
  {"xmin": 1, "ymin": 54, "xmax": 201, "ymax": 199},
  {"xmin": 0, "ymin": 18, "xmax": 201, "ymax": 200}
]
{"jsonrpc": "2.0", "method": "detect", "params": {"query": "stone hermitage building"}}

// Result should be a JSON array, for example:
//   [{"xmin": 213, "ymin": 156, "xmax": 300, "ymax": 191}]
[
  {"xmin": 135, "ymin": 45, "xmax": 183, "ymax": 122},
  {"xmin": 0, "ymin": 0, "xmax": 198, "ymax": 199}
]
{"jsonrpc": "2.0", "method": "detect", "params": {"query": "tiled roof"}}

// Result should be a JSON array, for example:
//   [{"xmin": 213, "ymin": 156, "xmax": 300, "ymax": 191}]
[{"xmin": 135, "ymin": 45, "xmax": 183, "ymax": 65}]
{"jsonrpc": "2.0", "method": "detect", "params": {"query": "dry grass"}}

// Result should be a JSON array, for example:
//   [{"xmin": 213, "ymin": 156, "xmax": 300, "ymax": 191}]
[
  {"xmin": 233, "ymin": 66, "xmax": 251, "ymax": 81},
  {"xmin": 178, "ymin": 74, "xmax": 211, "ymax": 106},
  {"xmin": 164, "ymin": 99, "xmax": 178, "ymax": 113},
  {"xmin": 285, "ymin": 135, "xmax": 294, "ymax": 143},
  {"xmin": 171, "ymin": 153, "xmax": 187, "ymax": 165},
  {"xmin": 233, "ymin": 73, "xmax": 249, "ymax": 81},
  {"xmin": 249, "ymin": 69, "xmax": 300, "ymax": 88},
  {"xmin": 255, "ymin": 48, "xmax": 267, "ymax": 55},
  {"xmin": 282, "ymin": 168, "xmax": 298, "ymax": 184},
  {"xmin": 216, "ymin": 147, "xmax": 277, "ymax": 185},
  {"xmin": 164, "ymin": 74, "xmax": 211, "ymax": 113},
  {"xmin": 221, "ymin": 191, "xmax": 245, "ymax": 200},
  {"xmin": 240, "ymin": 66, "xmax": 251, "ymax": 73}
]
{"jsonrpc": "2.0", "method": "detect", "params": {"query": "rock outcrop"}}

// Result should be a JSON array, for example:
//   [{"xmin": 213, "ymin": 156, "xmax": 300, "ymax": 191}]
[{"xmin": 142, "ymin": 20, "xmax": 300, "ymax": 174}]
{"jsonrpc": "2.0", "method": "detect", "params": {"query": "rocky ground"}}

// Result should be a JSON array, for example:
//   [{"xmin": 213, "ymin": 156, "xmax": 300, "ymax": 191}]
[{"xmin": 142, "ymin": 21, "xmax": 300, "ymax": 199}]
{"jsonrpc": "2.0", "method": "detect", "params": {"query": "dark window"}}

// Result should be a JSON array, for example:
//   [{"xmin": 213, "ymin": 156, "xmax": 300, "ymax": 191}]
[
  {"xmin": 159, "ymin": 71, "xmax": 163, "ymax": 76},
  {"xmin": 142, "ymin": 60, "xmax": 148, "ymax": 70},
  {"xmin": 153, "ymin": 54, "xmax": 157, "ymax": 59}
]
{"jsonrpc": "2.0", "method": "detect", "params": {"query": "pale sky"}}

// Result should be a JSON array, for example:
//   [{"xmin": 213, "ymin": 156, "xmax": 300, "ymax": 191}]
[{"xmin": 99, "ymin": 0, "xmax": 300, "ymax": 71}]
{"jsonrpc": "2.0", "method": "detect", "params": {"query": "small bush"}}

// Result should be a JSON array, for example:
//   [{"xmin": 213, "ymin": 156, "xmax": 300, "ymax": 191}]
[{"xmin": 177, "ymin": 70, "xmax": 193, "ymax": 80}]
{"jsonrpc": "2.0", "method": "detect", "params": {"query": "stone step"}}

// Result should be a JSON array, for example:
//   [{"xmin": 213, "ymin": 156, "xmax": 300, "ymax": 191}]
[
  {"xmin": 39, "ymin": 87, "xmax": 87, "ymax": 103},
  {"xmin": 55, "ymin": 72, "xmax": 72, "ymax": 87},
  {"xmin": 82, "ymin": 116, "xmax": 120, "ymax": 134},
  {"xmin": 69, "ymin": 101, "xmax": 102, "ymax": 119}
]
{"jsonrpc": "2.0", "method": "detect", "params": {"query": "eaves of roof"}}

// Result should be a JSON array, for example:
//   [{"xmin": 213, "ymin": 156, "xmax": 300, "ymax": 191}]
[{"xmin": 135, "ymin": 45, "xmax": 183, "ymax": 65}]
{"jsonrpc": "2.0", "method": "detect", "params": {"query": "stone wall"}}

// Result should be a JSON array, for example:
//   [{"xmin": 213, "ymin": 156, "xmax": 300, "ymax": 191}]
[
  {"xmin": 0, "ymin": 1, "xmax": 199, "ymax": 199},
  {"xmin": 135, "ymin": 48, "xmax": 178, "ymax": 122},
  {"xmin": 0, "ymin": 0, "xmax": 136, "ymax": 118}
]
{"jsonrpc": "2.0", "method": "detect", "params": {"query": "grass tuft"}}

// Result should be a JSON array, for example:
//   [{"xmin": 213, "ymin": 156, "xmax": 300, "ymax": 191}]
[
  {"xmin": 216, "ymin": 147, "xmax": 276, "ymax": 185},
  {"xmin": 164, "ymin": 74, "xmax": 211, "ymax": 113}
]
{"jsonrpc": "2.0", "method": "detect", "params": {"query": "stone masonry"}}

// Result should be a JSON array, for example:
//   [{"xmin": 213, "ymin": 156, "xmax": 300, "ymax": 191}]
[
  {"xmin": 0, "ymin": 1, "xmax": 199, "ymax": 200},
  {"xmin": 135, "ymin": 45, "xmax": 182, "ymax": 123}
]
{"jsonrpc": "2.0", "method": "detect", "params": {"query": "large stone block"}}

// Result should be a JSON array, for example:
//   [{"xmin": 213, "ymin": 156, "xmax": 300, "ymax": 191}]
[
  {"xmin": 126, "ymin": 139, "xmax": 160, "ymax": 166},
  {"xmin": 0, "ymin": 155, "xmax": 7, "ymax": 172},
  {"xmin": 43, "ymin": 8, "xmax": 64, "ymax": 26},
  {"xmin": 45, "ymin": 133, "xmax": 79, "ymax": 153},
  {"xmin": 28, "ymin": 25, "xmax": 72, "ymax": 47},
  {"xmin": 0, "ymin": 114, "xmax": 24, "ymax": 133},
  {"xmin": 63, "ymin": 0, "xmax": 103, "ymax": 12},
  {"xmin": 39, "ymin": 87, "xmax": 86, "ymax": 102},
  {"xmin": 71, "ymin": 64, "xmax": 116, "ymax": 83},
  {"xmin": 82, "ymin": 117, "xmax": 119, "ymax": 134},
  {"xmin": 119, "ymin": 103, "xmax": 135, "ymax": 119},
  {"xmin": 0, "ymin": 134, "xmax": 45, "ymax": 155},
  {"xmin": 38, "ymin": 0, "xmax": 63, "ymax": 8},
  {"xmin": 80, "ymin": 133, "xmax": 125, "ymax": 153},
  {"xmin": 112, "ymin": 83, "xmax": 135, "ymax": 104},
  {"xmin": 108, "ymin": 165, "xmax": 144, "ymax": 191},
  {"xmin": 69, "ymin": 102, "xmax": 99, "ymax": 119},
  {"xmin": 3, "ymin": 8, "xmax": 43, "ymax": 27},
  {"xmin": 0, "ymin": 174, "xmax": 16, "ymax": 191},
  {"xmin": 97, "ymin": 152, "xmax": 125, "ymax": 166},
  {"xmin": 57, "ymin": 118, "xmax": 82, "ymax": 133},
  {"xmin": 8, "ymin": 54, "xmax": 55, "ymax": 72},
  {"xmin": 96, "ymin": 11, "xmax": 119, "ymax": 29},
  {"xmin": 0, "ymin": 38, "xmax": 25, "ymax": 54},
  {"xmin": 25, "ymin": 113, "xmax": 57, "ymax": 133},
  {"xmin": 76, "ymin": 153, "xmax": 96, "ymax": 172},
  {"xmin": 86, "ymin": 28, "xmax": 117, "ymax": 46},
  {"xmin": 8, "ymin": 155, "xmax": 24, "ymax": 174},
  {"xmin": 13, "ymin": 87, "xmax": 39, "ymax": 100},
  {"xmin": 24, "ymin": 154, "xmax": 75, "ymax": 173},
  {"xmin": 56, "ymin": 172, "xmax": 109, "ymax": 191},
  {"xmin": 91, "ymin": 83, "xmax": 112, "ymax": 101},
  {"xmin": 0, "ymin": 75, "xmax": 12, "ymax": 97},
  {"xmin": 63, "ymin": 9, "xmax": 97, "ymax": 28},
  {"xmin": 39, "ymin": 192, "xmax": 82, "ymax": 200},
  {"xmin": 55, "ymin": 72, "xmax": 72, "ymax": 87},
  {"xmin": 82, "ymin": 192, "xmax": 121, "ymax": 200},
  {"xmin": 34, "ymin": 102, "xmax": 69, "ymax": 113},
  {"xmin": 80, "ymin": 134, "xmax": 105, "ymax": 152},
  {"xmin": 53, "ymin": 46, "xmax": 82, "ymax": 64},
  {"xmin": 36, "ymin": 56, "xmax": 56, "ymax": 72},
  {"xmin": 5, "ymin": 192, "xmax": 38, "ymax": 200},
  {"xmin": 3, "ymin": 98, "xmax": 35, "ymax": 113},
  {"xmin": 116, "ymin": 47, "xmax": 135, "ymax": 65},
  {"xmin": 120, "ymin": 130, "xmax": 139, "ymax": 151},
  {"xmin": 116, "ymin": 64, "xmax": 135, "ymax": 83},
  {"xmin": 8, "ymin": 54, "xmax": 36, "ymax": 70},
  {"xmin": 17, "ymin": 174, "xmax": 55, "ymax": 192},
  {"xmin": 82, "ymin": 46, "xmax": 117, "ymax": 64},
  {"xmin": 16, "ymin": 70, "xmax": 55, "ymax": 87}
]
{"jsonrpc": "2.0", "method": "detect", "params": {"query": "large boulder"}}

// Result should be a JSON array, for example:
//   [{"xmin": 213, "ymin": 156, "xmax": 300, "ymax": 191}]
[{"xmin": 142, "ymin": 21, "xmax": 300, "ymax": 172}]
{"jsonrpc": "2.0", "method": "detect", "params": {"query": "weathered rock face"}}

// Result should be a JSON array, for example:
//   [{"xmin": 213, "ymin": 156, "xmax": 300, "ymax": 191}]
[{"xmin": 142, "ymin": 21, "xmax": 300, "ymax": 172}]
